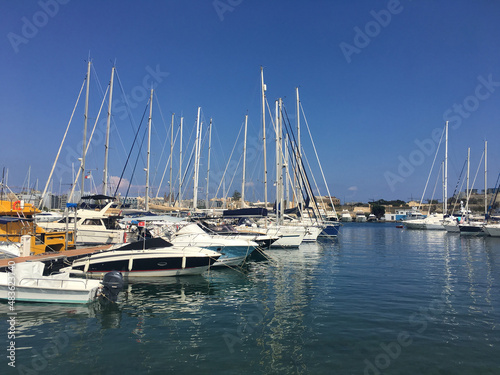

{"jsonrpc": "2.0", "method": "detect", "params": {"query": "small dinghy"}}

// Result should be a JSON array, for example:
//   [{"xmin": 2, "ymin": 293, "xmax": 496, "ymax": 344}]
[{"xmin": 0, "ymin": 262, "xmax": 123, "ymax": 304}]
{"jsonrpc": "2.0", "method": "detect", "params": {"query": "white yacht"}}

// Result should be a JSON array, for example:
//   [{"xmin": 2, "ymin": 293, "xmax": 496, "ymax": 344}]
[
  {"xmin": 340, "ymin": 210, "xmax": 352, "ymax": 222},
  {"xmin": 38, "ymin": 202, "xmax": 126, "ymax": 245}
]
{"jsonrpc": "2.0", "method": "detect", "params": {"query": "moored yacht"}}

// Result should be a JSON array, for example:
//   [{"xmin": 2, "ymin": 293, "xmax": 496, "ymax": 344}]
[{"xmin": 61, "ymin": 237, "xmax": 220, "ymax": 277}]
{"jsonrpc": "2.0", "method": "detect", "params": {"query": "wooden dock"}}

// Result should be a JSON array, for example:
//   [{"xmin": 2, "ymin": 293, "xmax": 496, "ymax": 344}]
[{"xmin": 0, "ymin": 245, "xmax": 112, "ymax": 269}]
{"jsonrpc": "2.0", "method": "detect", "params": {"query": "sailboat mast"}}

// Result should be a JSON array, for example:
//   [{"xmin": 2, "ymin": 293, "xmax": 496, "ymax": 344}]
[
  {"xmin": 278, "ymin": 98, "xmax": 284, "ymax": 222},
  {"xmin": 27, "ymin": 166, "xmax": 31, "ymax": 194},
  {"xmin": 285, "ymin": 134, "xmax": 290, "ymax": 208},
  {"xmin": 179, "ymin": 117, "xmax": 183, "ymax": 208},
  {"xmin": 296, "ymin": 87, "xmax": 302, "ymax": 208},
  {"xmin": 81, "ymin": 60, "xmax": 91, "ymax": 199},
  {"xmin": 169, "ymin": 113, "xmax": 174, "ymax": 207},
  {"xmin": 103, "ymin": 66, "xmax": 114, "ymax": 196},
  {"xmin": 485, "ymin": 140, "xmax": 488, "ymax": 216},
  {"xmin": 275, "ymin": 100, "xmax": 280, "ymax": 222},
  {"xmin": 261, "ymin": 67, "xmax": 268, "ymax": 211},
  {"xmin": 444, "ymin": 121, "xmax": 448, "ymax": 214},
  {"xmin": 466, "ymin": 147, "xmax": 470, "ymax": 216},
  {"xmin": 241, "ymin": 114, "xmax": 248, "ymax": 208},
  {"xmin": 206, "ymin": 118, "xmax": 212, "ymax": 210},
  {"xmin": 145, "ymin": 89, "xmax": 153, "ymax": 212},
  {"xmin": 193, "ymin": 107, "xmax": 201, "ymax": 210}
]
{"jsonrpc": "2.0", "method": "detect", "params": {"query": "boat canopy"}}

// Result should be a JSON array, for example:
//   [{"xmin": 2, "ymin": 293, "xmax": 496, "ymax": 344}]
[
  {"xmin": 0, "ymin": 216, "xmax": 32, "ymax": 224},
  {"xmin": 222, "ymin": 208, "xmax": 268, "ymax": 218},
  {"xmin": 115, "ymin": 237, "xmax": 173, "ymax": 250}
]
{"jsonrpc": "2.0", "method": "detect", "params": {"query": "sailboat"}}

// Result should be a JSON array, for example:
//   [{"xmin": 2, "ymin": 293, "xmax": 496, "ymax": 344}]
[
  {"xmin": 458, "ymin": 143, "xmax": 488, "ymax": 236},
  {"xmin": 404, "ymin": 122, "xmax": 448, "ymax": 231}
]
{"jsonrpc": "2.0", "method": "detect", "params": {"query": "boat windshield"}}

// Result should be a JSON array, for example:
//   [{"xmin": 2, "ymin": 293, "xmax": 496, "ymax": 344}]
[{"xmin": 116, "ymin": 237, "xmax": 173, "ymax": 250}]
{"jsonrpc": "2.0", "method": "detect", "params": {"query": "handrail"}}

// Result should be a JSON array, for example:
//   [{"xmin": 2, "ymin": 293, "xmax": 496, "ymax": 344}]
[{"xmin": 17, "ymin": 277, "xmax": 97, "ymax": 289}]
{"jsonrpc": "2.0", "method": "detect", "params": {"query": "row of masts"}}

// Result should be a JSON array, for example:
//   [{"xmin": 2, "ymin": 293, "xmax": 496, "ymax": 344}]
[{"xmin": 40, "ymin": 63, "xmax": 331, "ymax": 217}]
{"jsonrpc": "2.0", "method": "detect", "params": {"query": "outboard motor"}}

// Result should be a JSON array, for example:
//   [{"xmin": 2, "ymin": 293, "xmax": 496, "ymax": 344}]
[{"xmin": 100, "ymin": 271, "xmax": 124, "ymax": 303}]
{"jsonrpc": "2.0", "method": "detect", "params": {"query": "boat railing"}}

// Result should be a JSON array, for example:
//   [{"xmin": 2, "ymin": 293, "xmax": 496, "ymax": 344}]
[{"xmin": 18, "ymin": 277, "xmax": 97, "ymax": 289}]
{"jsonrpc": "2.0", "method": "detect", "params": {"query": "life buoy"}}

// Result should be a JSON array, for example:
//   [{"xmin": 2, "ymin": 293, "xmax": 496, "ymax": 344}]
[{"xmin": 12, "ymin": 201, "xmax": 21, "ymax": 211}]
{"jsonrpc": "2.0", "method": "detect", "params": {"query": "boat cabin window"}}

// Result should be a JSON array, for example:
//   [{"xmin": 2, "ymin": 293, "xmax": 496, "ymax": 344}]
[{"xmin": 82, "ymin": 219, "xmax": 103, "ymax": 226}]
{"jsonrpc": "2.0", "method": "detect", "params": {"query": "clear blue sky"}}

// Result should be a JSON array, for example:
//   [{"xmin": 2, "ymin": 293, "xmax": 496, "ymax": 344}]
[{"xmin": 1, "ymin": 0, "xmax": 500, "ymax": 204}]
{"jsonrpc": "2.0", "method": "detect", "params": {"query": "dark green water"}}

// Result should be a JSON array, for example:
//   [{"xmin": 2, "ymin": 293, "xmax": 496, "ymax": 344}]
[{"xmin": 2, "ymin": 222, "xmax": 500, "ymax": 374}]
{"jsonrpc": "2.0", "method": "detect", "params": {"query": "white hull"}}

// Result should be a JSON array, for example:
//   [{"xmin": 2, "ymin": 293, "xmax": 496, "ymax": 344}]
[
  {"xmin": 404, "ymin": 220, "xmax": 426, "ymax": 230},
  {"xmin": 302, "ymin": 225, "xmax": 324, "ymax": 242},
  {"xmin": 0, "ymin": 283, "xmax": 99, "ymax": 304},
  {"xmin": 444, "ymin": 223, "xmax": 460, "ymax": 233},
  {"xmin": 483, "ymin": 224, "xmax": 500, "ymax": 237},
  {"xmin": 423, "ymin": 223, "xmax": 445, "ymax": 230},
  {"xmin": 265, "ymin": 225, "xmax": 306, "ymax": 247},
  {"xmin": 0, "ymin": 262, "xmax": 102, "ymax": 304},
  {"xmin": 212, "ymin": 256, "xmax": 247, "ymax": 268}
]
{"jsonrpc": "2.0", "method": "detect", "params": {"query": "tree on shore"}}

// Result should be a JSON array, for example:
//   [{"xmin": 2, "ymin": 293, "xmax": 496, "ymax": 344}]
[
  {"xmin": 232, "ymin": 190, "xmax": 241, "ymax": 201},
  {"xmin": 371, "ymin": 204, "xmax": 385, "ymax": 219}
]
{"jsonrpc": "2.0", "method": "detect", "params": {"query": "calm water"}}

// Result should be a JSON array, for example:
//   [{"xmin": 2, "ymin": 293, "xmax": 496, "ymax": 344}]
[{"xmin": 2, "ymin": 222, "xmax": 500, "ymax": 374}]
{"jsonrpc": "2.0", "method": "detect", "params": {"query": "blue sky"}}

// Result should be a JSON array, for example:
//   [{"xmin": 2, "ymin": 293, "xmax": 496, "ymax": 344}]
[{"xmin": 1, "ymin": 0, "xmax": 500, "ymax": 204}]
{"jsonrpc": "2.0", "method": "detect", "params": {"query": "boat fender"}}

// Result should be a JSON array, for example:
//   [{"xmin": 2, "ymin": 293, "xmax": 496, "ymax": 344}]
[{"xmin": 12, "ymin": 200, "xmax": 21, "ymax": 211}]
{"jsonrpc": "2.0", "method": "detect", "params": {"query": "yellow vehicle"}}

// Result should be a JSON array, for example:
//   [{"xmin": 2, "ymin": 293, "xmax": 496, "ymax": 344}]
[{"xmin": 0, "ymin": 199, "xmax": 75, "ymax": 255}]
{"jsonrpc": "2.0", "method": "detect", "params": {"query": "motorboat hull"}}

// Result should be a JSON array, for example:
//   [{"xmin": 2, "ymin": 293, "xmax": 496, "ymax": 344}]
[{"xmin": 65, "ymin": 249, "xmax": 219, "ymax": 278}]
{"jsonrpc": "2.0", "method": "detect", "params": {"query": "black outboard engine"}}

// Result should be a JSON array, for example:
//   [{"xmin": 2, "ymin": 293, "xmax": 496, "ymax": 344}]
[{"xmin": 100, "ymin": 271, "xmax": 124, "ymax": 303}]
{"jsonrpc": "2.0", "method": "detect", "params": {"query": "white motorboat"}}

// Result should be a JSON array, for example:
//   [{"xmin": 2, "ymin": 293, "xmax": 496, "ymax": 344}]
[
  {"xmin": 0, "ymin": 262, "xmax": 123, "ymax": 304},
  {"xmin": 171, "ymin": 224, "xmax": 259, "ymax": 267},
  {"xmin": 355, "ymin": 212, "xmax": 367, "ymax": 222},
  {"xmin": 62, "ymin": 237, "xmax": 221, "ymax": 277},
  {"xmin": 39, "ymin": 202, "xmax": 126, "ymax": 245},
  {"xmin": 340, "ymin": 210, "xmax": 352, "ymax": 222},
  {"xmin": 34, "ymin": 211, "xmax": 64, "ymax": 223}
]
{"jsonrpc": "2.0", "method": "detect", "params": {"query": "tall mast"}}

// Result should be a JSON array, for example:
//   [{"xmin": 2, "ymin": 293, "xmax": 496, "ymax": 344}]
[
  {"xmin": 179, "ymin": 117, "xmax": 183, "ymax": 208},
  {"xmin": 206, "ymin": 118, "xmax": 212, "ymax": 210},
  {"xmin": 444, "ymin": 121, "xmax": 448, "ymax": 214},
  {"xmin": 278, "ymin": 98, "xmax": 284, "ymax": 222},
  {"xmin": 145, "ymin": 89, "xmax": 153, "ymax": 212},
  {"xmin": 466, "ymin": 147, "xmax": 470, "ymax": 216},
  {"xmin": 261, "ymin": 67, "xmax": 268, "ymax": 210},
  {"xmin": 81, "ymin": 60, "xmax": 91, "ymax": 199},
  {"xmin": 275, "ymin": 100, "xmax": 280, "ymax": 222},
  {"xmin": 169, "ymin": 113, "xmax": 174, "ymax": 207},
  {"xmin": 485, "ymin": 140, "xmax": 488, "ymax": 216},
  {"xmin": 442, "ymin": 161, "xmax": 445, "ymax": 214},
  {"xmin": 296, "ymin": 87, "xmax": 302, "ymax": 208},
  {"xmin": 193, "ymin": 107, "xmax": 201, "ymax": 210},
  {"xmin": 27, "ymin": 166, "xmax": 31, "ymax": 194},
  {"xmin": 241, "ymin": 114, "xmax": 248, "ymax": 208},
  {"xmin": 285, "ymin": 134, "xmax": 290, "ymax": 208},
  {"xmin": 103, "ymin": 66, "xmax": 114, "ymax": 196}
]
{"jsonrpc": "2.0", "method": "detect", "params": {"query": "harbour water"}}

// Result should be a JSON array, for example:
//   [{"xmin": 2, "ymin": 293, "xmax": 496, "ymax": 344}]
[{"xmin": 2, "ymin": 222, "xmax": 500, "ymax": 374}]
